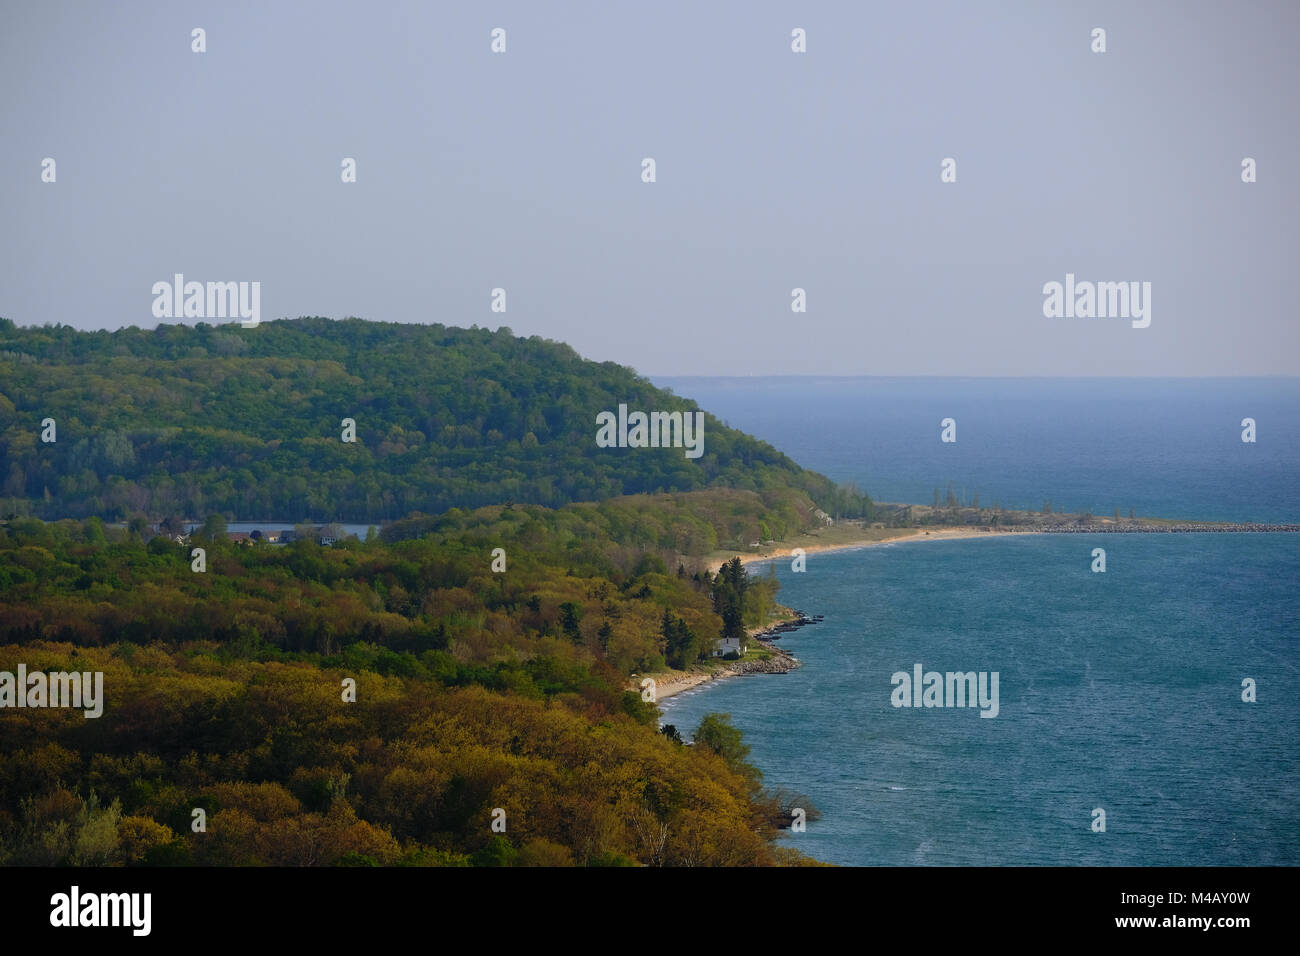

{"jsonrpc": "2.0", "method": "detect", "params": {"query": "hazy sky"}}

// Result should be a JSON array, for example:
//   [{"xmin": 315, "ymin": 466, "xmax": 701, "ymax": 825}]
[{"xmin": 2, "ymin": 0, "xmax": 1297, "ymax": 376}]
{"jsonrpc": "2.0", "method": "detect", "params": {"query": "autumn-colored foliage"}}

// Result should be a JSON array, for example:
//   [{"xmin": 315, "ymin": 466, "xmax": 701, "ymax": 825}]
[{"xmin": 0, "ymin": 511, "xmax": 822, "ymax": 866}]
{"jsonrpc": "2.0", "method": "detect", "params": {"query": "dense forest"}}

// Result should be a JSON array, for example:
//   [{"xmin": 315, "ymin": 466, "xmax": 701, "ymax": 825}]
[
  {"xmin": 0, "ymin": 317, "xmax": 873, "ymax": 523},
  {"xmin": 0, "ymin": 492, "xmax": 788, "ymax": 671},
  {"xmin": 0, "ymin": 495, "xmax": 818, "ymax": 866},
  {"xmin": 0, "ymin": 316, "xmax": 847, "ymax": 866}
]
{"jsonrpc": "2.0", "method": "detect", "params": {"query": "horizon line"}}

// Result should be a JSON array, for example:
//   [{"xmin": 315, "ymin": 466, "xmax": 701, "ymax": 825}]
[{"xmin": 648, "ymin": 373, "xmax": 1300, "ymax": 380}]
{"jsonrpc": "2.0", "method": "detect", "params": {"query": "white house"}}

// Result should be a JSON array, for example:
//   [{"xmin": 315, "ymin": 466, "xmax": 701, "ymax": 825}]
[{"xmin": 714, "ymin": 636, "xmax": 746, "ymax": 658}]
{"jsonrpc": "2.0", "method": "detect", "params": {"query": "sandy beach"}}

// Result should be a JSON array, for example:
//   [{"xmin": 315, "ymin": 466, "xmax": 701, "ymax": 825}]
[
  {"xmin": 704, "ymin": 525, "xmax": 1025, "ymax": 573},
  {"xmin": 644, "ymin": 669, "xmax": 724, "ymax": 701}
]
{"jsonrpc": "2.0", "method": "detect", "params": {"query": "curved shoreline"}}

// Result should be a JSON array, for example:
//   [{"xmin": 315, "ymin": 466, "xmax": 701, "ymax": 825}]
[
  {"xmin": 667, "ymin": 522, "xmax": 1299, "ymax": 704},
  {"xmin": 656, "ymin": 529, "xmax": 1022, "ymax": 705},
  {"xmin": 705, "ymin": 526, "xmax": 1022, "ymax": 574},
  {"xmin": 704, "ymin": 521, "xmax": 1300, "ymax": 575},
  {"xmin": 648, "ymin": 643, "xmax": 802, "ymax": 704}
]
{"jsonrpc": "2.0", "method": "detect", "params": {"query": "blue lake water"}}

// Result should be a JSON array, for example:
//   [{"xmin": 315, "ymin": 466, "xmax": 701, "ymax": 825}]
[
  {"xmin": 656, "ymin": 377, "xmax": 1300, "ymax": 524},
  {"xmin": 652, "ymin": 378, "xmax": 1300, "ymax": 866}
]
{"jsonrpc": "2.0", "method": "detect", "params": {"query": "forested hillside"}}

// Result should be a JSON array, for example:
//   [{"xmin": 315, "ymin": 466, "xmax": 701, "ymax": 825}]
[
  {"xmin": 0, "ymin": 317, "xmax": 847, "ymax": 866},
  {"xmin": 0, "ymin": 317, "xmax": 871, "ymax": 522},
  {"xmin": 0, "ymin": 504, "xmax": 817, "ymax": 866}
]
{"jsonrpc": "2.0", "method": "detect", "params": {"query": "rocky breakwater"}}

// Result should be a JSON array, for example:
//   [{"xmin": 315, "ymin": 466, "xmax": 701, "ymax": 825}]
[
  {"xmin": 730, "ymin": 609, "xmax": 824, "ymax": 676},
  {"xmin": 728, "ymin": 645, "xmax": 800, "ymax": 675},
  {"xmin": 754, "ymin": 610, "xmax": 824, "ymax": 641}
]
